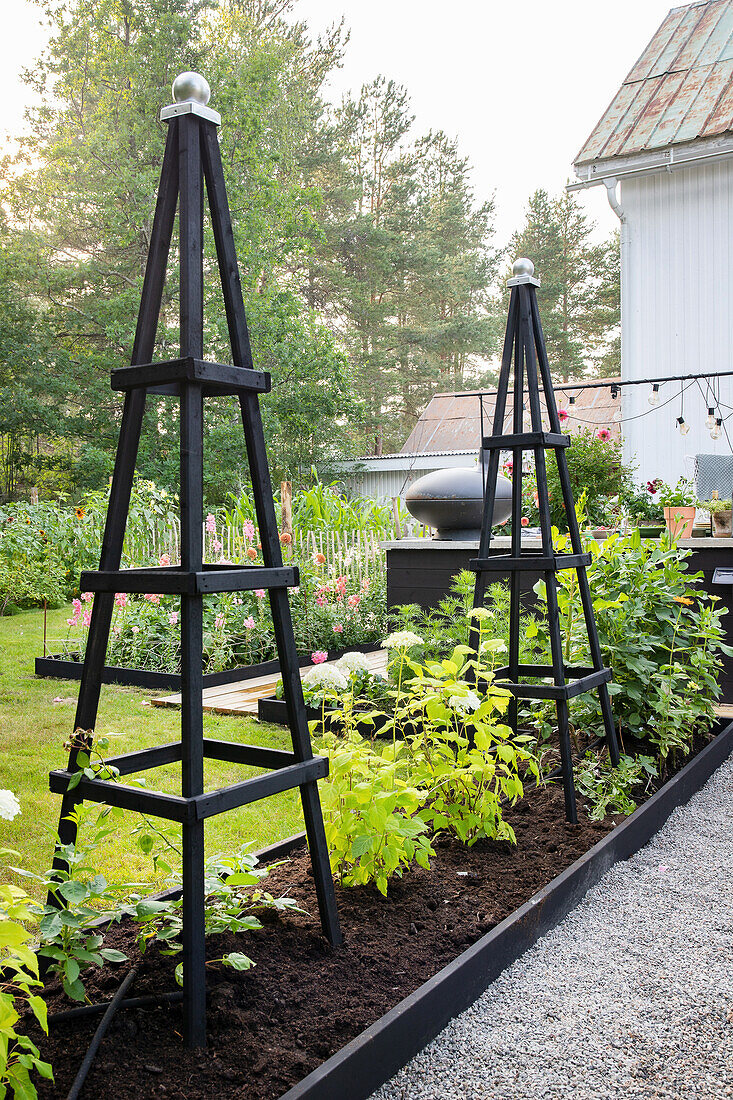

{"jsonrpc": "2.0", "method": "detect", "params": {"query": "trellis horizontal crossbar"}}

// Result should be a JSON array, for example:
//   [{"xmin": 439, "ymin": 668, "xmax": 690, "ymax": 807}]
[
  {"xmin": 49, "ymin": 737, "xmax": 328, "ymax": 822},
  {"xmin": 481, "ymin": 431, "xmax": 570, "ymax": 449},
  {"xmin": 470, "ymin": 553, "xmax": 592, "ymax": 572},
  {"xmin": 492, "ymin": 664, "xmax": 612, "ymax": 701},
  {"xmin": 79, "ymin": 564, "xmax": 298, "ymax": 594},
  {"xmin": 111, "ymin": 356, "xmax": 270, "ymax": 396},
  {"xmin": 101, "ymin": 738, "xmax": 301, "ymax": 775}
]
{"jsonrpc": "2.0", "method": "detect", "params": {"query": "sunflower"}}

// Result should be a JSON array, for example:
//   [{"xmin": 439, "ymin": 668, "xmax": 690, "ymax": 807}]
[{"xmin": 74, "ymin": 507, "xmax": 86, "ymax": 520}]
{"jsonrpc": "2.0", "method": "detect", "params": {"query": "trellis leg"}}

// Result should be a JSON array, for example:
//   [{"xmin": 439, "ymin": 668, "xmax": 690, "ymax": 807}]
[
  {"xmin": 49, "ymin": 122, "xmax": 180, "ymax": 884},
  {"xmin": 520, "ymin": 286, "xmax": 577, "ymax": 823},
  {"xmin": 178, "ymin": 110, "xmax": 207, "ymax": 1047},
  {"xmin": 200, "ymin": 119, "xmax": 341, "ymax": 946},
  {"xmin": 530, "ymin": 293, "xmax": 620, "ymax": 768},
  {"xmin": 470, "ymin": 292, "xmax": 518, "ymax": 667},
  {"xmin": 507, "ymin": 318, "xmax": 525, "ymax": 737}
]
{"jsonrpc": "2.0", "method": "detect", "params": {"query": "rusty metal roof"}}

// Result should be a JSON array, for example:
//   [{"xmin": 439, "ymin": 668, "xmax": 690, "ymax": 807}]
[
  {"xmin": 575, "ymin": 0, "xmax": 733, "ymax": 167},
  {"xmin": 401, "ymin": 384, "xmax": 621, "ymax": 454}
]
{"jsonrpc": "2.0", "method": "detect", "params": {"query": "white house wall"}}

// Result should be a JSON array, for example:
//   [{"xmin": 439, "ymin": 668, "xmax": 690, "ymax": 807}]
[{"xmin": 621, "ymin": 158, "xmax": 733, "ymax": 489}]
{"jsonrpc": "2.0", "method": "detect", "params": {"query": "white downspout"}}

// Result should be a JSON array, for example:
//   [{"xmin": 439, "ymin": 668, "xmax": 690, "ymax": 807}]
[{"xmin": 602, "ymin": 178, "xmax": 632, "ymax": 470}]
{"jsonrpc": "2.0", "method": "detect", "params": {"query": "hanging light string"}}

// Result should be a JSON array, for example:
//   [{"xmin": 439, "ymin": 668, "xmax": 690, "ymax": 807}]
[{"xmin": 474, "ymin": 372, "xmax": 733, "ymax": 440}]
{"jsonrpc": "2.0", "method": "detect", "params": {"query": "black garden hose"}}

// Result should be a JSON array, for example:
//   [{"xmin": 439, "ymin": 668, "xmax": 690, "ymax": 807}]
[
  {"xmin": 49, "ymin": 989, "xmax": 183, "ymax": 1025},
  {"xmin": 65, "ymin": 967, "xmax": 137, "ymax": 1100}
]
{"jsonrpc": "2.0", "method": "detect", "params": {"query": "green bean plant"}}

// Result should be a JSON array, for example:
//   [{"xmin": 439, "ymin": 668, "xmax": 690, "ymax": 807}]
[
  {"xmin": 14, "ymin": 801, "xmax": 130, "ymax": 1002},
  {"xmin": 126, "ymin": 846, "xmax": 306, "ymax": 984}
]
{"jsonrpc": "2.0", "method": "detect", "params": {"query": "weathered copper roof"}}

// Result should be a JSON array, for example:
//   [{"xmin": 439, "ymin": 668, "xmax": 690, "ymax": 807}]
[
  {"xmin": 575, "ymin": 0, "xmax": 733, "ymax": 166},
  {"xmin": 401, "ymin": 384, "xmax": 621, "ymax": 454}
]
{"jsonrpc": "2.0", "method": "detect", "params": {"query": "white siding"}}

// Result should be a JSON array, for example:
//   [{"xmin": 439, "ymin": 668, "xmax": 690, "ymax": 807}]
[{"xmin": 621, "ymin": 158, "xmax": 733, "ymax": 488}]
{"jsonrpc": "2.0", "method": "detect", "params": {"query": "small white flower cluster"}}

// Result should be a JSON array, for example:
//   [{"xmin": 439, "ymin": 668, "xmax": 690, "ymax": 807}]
[
  {"xmin": 335, "ymin": 651, "xmax": 372, "ymax": 675},
  {"xmin": 448, "ymin": 691, "xmax": 481, "ymax": 714},
  {"xmin": 302, "ymin": 664, "xmax": 348, "ymax": 692},
  {"xmin": 468, "ymin": 607, "xmax": 494, "ymax": 622},
  {"xmin": 382, "ymin": 631, "xmax": 424, "ymax": 650},
  {"xmin": 0, "ymin": 789, "xmax": 21, "ymax": 821}
]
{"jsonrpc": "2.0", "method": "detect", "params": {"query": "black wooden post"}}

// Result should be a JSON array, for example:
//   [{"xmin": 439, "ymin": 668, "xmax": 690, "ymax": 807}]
[
  {"xmin": 470, "ymin": 258, "xmax": 620, "ymax": 822},
  {"xmin": 47, "ymin": 72, "xmax": 341, "ymax": 1048}
]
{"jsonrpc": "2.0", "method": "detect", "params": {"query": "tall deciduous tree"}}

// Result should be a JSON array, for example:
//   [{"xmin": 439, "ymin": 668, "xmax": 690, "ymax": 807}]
[{"xmin": 509, "ymin": 189, "xmax": 620, "ymax": 381}]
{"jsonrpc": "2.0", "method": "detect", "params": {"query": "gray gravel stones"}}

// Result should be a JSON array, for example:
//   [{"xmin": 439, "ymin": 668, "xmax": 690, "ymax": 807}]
[{"xmin": 372, "ymin": 756, "xmax": 733, "ymax": 1100}]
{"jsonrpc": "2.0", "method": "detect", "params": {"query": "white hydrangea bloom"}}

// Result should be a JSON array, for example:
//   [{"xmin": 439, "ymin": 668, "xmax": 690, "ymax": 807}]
[
  {"xmin": 382, "ymin": 631, "xmax": 424, "ymax": 650},
  {"xmin": 448, "ymin": 691, "xmax": 481, "ymax": 713},
  {"xmin": 467, "ymin": 607, "xmax": 494, "ymax": 621},
  {"xmin": 335, "ymin": 651, "xmax": 371, "ymax": 674},
  {"xmin": 0, "ymin": 789, "xmax": 21, "ymax": 821},
  {"xmin": 302, "ymin": 664, "xmax": 349, "ymax": 692}
]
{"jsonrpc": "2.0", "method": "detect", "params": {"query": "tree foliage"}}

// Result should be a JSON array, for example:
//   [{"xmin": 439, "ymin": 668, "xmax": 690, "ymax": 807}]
[
  {"xmin": 0, "ymin": 2, "xmax": 619, "ymax": 501},
  {"xmin": 509, "ymin": 189, "xmax": 620, "ymax": 382}
]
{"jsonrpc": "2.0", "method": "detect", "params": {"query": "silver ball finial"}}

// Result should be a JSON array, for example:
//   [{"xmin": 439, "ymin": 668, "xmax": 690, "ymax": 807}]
[
  {"xmin": 512, "ymin": 257, "xmax": 535, "ymax": 278},
  {"xmin": 172, "ymin": 71, "xmax": 211, "ymax": 107}
]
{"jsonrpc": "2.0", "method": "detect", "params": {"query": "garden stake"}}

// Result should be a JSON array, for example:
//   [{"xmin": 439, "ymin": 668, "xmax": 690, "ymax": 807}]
[
  {"xmin": 46, "ymin": 71, "xmax": 341, "ymax": 1049},
  {"xmin": 469, "ymin": 258, "xmax": 620, "ymax": 823}
]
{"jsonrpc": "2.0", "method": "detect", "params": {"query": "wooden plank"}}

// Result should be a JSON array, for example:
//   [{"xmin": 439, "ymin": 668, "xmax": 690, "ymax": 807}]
[{"xmin": 152, "ymin": 650, "xmax": 388, "ymax": 716}]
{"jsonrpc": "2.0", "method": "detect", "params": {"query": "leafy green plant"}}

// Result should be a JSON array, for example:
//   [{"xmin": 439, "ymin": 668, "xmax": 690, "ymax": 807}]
[
  {"xmin": 316, "ymin": 616, "xmax": 540, "ymax": 894},
  {"xmin": 516, "ymin": 428, "xmax": 634, "ymax": 530},
  {"xmin": 126, "ymin": 846, "xmax": 305, "ymax": 984},
  {"xmin": 388, "ymin": 570, "xmax": 541, "ymax": 668},
  {"xmin": 0, "ymin": 790, "xmax": 54, "ymax": 1098},
  {"xmin": 699, "ymin": 498, "xmax": 731, "ymax": 513},
  {"xmin": 575, "ymin": 752, "xmax": 657, "ymax": 821},
  {"xmin": 533, "ymin": 524, "xmax": 731, "ymax": 766},
  {"xmin": 0, "ymin": 882, "xmax": 54, "ymax": 1098},
  {"xmin": 14, "ymin": 805, "xmax": 129, "ymax": 1002},
  {"xmin": 319, "ymin": 733, "xmax": 434, "ymax": 896},
  {"xmin": 620, "ymin": 484, "xmax": 665, "ymax": 526},
  {"xmin": 657, "ymin": 478, "xmax": 697, "ymax": 509},
  {"xmin": 382, "ymin": 623, "xmax": 539, "ymax": 845}
]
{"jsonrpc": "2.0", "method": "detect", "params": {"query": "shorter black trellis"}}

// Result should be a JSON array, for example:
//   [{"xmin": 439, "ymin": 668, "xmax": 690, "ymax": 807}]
[
  {"xmin": 470, "ymin": 258, "xmax": 620, "ymax": 823},
  {"xmin": 47, "ymin": 72, "xmax": 341, "ymax": 1049}
]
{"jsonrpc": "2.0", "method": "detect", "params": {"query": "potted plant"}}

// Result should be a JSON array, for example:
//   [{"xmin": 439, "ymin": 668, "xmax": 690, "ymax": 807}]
[
  {"xmin": 658, "ymin": 478, "xmax": 697, "ymax": 539},
  {"xmin": 621, "ymin": 479, "xmax": 665, "ymax": 537},
  {"xmin": 700, "ymin": 498, "xmax": 733, "ymax": 538}
]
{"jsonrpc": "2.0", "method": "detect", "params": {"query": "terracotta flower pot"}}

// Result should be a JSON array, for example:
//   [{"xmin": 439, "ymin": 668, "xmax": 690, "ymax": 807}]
[
  {"xmin": 712, "ymin": 509, "xmax": 732, "ymax": 538},
  {"xmin": 663, "ymin": 505, "xmax": 695, "ymax": 540}
]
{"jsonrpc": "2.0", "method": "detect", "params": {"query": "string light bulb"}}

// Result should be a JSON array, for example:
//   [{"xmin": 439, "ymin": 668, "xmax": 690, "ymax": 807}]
[
  {"xmin": 648, "ymin": 384, "xmax": 660, "ymax": 406},
  {"xmin": 676, "ymin": 416, "xmax": 690, "ymax": 436},
  {"xmin": 705, "ymin": 407, "xmax": 716, "ymax": 429},
  {"xmin": 711, "ymin": 418, "xmax": 723, "ymax": 441}
]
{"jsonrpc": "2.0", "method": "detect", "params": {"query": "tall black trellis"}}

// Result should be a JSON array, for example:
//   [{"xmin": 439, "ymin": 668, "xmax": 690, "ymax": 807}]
[
  {"xmin": 47, "ymin": 73, "xmax": 341, "ymax": 1048},
  {"xmin": 470, "ymin": 258, "xmax": 620, "ymax": 823}
]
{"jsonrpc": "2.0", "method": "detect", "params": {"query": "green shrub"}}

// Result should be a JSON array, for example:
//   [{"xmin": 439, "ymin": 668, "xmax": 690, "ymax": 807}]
[{"xmin": 534, "ymin": 528, "xmax": 731, "ymax": 763}]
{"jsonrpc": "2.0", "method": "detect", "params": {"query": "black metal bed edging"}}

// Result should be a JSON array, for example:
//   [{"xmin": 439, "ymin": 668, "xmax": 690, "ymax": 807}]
[
  {"xmin": 274, "ymin": 718, "xmax": 733, "ymax": 1100},
  {"xmin": 35, "ymin": 642, "xmax": 384, "ymax": 692}
]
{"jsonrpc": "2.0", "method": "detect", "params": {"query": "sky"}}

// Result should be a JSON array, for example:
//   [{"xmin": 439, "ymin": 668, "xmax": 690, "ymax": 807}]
[{"xmin": 0, "ymin": 0, "xmax": 677, "ymax": 248}]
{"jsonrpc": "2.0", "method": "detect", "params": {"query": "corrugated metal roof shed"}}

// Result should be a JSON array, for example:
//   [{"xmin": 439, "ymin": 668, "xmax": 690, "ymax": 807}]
[
  {"xmin": 575, "ymin": 0, "xmax": 733, "ymax": 167},
  {"xmin": 400, "ymin": 384, "xmax": 621, "ymax": 454}
]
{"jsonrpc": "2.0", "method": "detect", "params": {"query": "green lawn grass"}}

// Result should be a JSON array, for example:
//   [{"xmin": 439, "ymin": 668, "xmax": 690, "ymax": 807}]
[{"xmin": 0, "ymin": 605, "xmax": 305, "ymax": 901}]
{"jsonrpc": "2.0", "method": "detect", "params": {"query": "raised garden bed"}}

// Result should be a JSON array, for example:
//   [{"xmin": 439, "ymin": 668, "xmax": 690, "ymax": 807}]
[
  {"xmin": 35, "ymin": 642, "xmax": 383, "ymax": 691},
  {"xmin": 27, "ymin": 718, "xmax": 733, "ymax": 1100},
  {"xmin": 258, "ymin": 694, "xmax": 396, "ymax": 737}
]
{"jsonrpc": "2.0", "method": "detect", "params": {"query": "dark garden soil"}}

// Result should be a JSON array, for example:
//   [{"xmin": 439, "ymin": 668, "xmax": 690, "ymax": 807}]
[{"xmin": 28, "ymin": 737, "xmax": 710, "ymax": 1100}]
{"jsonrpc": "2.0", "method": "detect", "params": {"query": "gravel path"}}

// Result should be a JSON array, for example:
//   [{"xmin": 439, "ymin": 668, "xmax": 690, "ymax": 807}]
[{"xmin": 372, "ymin": 755, "xmax": 733, "ymax": 1100}]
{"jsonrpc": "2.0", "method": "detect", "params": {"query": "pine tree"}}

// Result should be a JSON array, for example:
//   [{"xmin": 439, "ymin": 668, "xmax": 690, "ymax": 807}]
[{"xmin": 509, "ymin": 190, "xmax": 620, "ymax": 381}]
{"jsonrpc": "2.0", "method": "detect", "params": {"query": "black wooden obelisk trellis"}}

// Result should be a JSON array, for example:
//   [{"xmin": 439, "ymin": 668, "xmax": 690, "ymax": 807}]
[
  {"xmin": 47, "ymin": 72, "xmax": 341, "ymax": 1047},
  {"xmin": 470, "ymin": 257, "xmax": 620, "ymax": 824}
]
